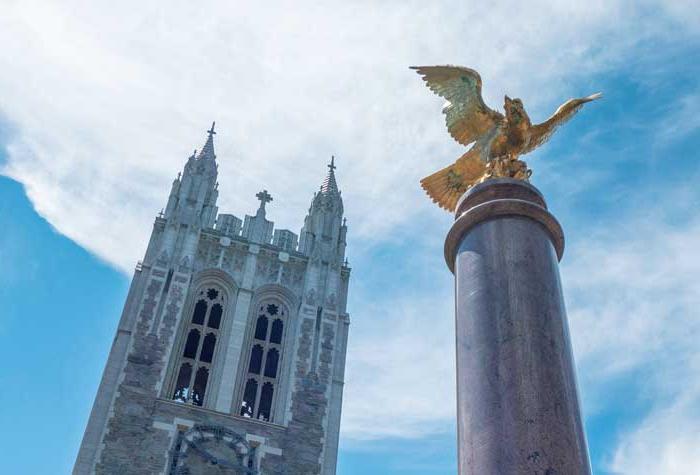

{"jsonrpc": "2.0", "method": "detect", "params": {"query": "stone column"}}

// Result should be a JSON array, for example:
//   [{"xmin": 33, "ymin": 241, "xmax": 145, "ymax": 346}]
[{"xmin": 444, "ymin": 178, "xmax": 591, "ymax": 475}]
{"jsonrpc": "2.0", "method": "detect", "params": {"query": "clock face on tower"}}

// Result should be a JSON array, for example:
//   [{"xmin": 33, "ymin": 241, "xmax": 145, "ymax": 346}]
[{"xmin": 169, "ymin": 425, "xmax": 257, "ymax": 475}]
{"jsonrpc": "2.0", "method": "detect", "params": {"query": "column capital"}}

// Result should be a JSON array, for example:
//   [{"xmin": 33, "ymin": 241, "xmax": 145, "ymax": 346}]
[{"xmin": 444, "ymin": 178, "xmax": 564, "ymax": 273}]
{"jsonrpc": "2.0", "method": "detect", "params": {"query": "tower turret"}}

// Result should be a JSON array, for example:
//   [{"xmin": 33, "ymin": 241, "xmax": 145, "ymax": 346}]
[
  {"xmin": 299, "ymin": 156, "xmax": 347, "ymax": 264},
  {"xmin": 152, "ymin": 123, "xmax": 220, "ymax": 269},
  {"xmin": 163, "ymin": 122, "xmax": 219, "ymax": 228}
]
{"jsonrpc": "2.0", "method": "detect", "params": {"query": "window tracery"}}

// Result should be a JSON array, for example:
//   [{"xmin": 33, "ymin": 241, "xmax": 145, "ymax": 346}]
[
  {"xmin": 172, "ymin": 286, "xmax": 226, "ymax": 407},
  {"xmin": 239, "ymin": 301, "xmax": 287, "ymax": 422}
]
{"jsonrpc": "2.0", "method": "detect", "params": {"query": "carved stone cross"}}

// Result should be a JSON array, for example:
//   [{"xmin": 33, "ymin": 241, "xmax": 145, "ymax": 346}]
[{"xmin": 256, "ymin": 190, "xmax": 273, "ymax": 210}]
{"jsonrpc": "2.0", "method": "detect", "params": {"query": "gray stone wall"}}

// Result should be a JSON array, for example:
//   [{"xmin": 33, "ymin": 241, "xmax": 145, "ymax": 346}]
[{"xmin": 95, "ymin": 267, "xmax": 187, "ymax": 474}]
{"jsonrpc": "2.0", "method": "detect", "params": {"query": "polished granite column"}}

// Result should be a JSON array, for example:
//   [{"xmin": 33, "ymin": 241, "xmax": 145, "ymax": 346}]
[{"xmin": 444, "ymin": 178, "xmax": 591, "ymax": 475}]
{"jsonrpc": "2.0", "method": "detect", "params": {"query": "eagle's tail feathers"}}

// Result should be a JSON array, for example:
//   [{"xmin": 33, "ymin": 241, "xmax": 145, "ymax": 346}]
[
  {"xmin": 420, "ymin": 164, "xmax": 462, "ymax": 212},
  {"xmin": 420, "ymin": 150, "xmax": 487, "ymax": 212}
]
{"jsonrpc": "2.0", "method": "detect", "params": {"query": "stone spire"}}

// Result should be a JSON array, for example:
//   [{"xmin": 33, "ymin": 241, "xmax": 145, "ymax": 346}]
[
  {"xmin": 320, "ymin": 156, "xmax": 339, "ymax": 195},
  {"xmin": 197, "ymin": 121, "xmax": 217, "ymax": 160}
]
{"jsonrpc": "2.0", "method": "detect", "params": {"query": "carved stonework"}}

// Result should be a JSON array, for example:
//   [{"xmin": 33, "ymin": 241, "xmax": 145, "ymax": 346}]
[
  {"xmin": 195, "ymin": 241, "xmax": 209, "ymax": 271},
  {"xmin": 157, "ymin": 249, "xmax": 170, "ymax": 267},
  {"xmin": 179, "ymin": 255, "xmax": 191, "ymax": 273},
  {"xmin": 281, "ymin": 261, "xmax": 306, "ymax": 292},
  {"xmin": 268, "ymin": 261, "xmax": 280, "ymax": 282},
  {"xmin": 306, "ymin": 289, "xmax": 316, "ymax": 306},
  {"xmin": 280, "ymin": 264, "xmax": 291, "ymax": 287},
  {"xmin": 169, "ymin": 425, "xmax": 257, "ymax": 475},
  {"xmin": 232, "ymin": 249, "xmax": 246, "ymax": 273},
  {"xmin": 220, "ymin": 248, "xmax": 231, "ymax": 270},
  {"xmin": 254, "ymin": 252, "xmax": 285, "ymax": 287},
  {"xmin": 326, "ymin": 293, "xmax": 336, "ymax": 309}
]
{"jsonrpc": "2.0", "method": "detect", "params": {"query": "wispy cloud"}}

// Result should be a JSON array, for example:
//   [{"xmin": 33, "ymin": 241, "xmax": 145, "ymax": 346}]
[
  {"xmin": 342, "ymin": 291, "xmax": 455, "ymax": 439},
  {"xmin": 341, "ymin": 189, "xmax": 700, "ymax": 451},
  {"xmin": 2, "ymin": 1, "xmax": 700, "ymax": 466},
  {"xmin": 565, "ymin": 216, "xmax": 700, "ymax": 380},
  {"xmin": 1, "ymin": 0, "xmax": 696, "ymax": 271},
  {"xmin": 654, "ymin": 91, "xmax": 700, "ymax": 144},
  {"xmin": 610, "ymin": 352, "xmax": 700, "ymax": 474}
]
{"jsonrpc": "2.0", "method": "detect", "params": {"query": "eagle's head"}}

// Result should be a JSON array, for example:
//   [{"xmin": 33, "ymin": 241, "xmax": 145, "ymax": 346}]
[{"xmin": 504, "ymin": 95, "xmax": 530, "ymax": 126}]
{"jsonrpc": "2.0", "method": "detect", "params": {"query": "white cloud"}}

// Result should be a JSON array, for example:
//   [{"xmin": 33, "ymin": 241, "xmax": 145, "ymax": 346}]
[
  {"xmin": 339, "ymin": 195, "xmax": 700, "ymax": 444},
  {"xmin": 562, "ymin": 202, "xmax": 700, "ymax": 473},
  {"xmin": 610, "ymin": 354, "xmax": 700, "ymax": 474},
  {"xmin": 342, "ymin": 290, "xmax": 456, "ymax": 439},
  {"xmin": 2, "ymin": 0, "xmax": 700, "ymax": 456},
  {"xmin": 1, "ymin": 0, "xmax": 696, "ymax": 271},
  {"xmin": 655, "ymin": 92, "xmax": 700, "ymax": 144},
  {"xmin": 565, "ymin": 216, "xmax": 700, "ymax": 380}
]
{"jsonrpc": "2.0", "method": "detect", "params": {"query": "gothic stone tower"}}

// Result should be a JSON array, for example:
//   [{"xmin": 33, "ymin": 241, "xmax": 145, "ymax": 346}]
[{"xmin": 74, "ymin": 124, "xmax": 351, "ymax": 475}]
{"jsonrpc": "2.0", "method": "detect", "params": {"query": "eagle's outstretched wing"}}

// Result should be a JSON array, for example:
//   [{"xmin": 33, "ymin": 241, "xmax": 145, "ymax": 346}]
[
  {"xmin": 420, "ymin": 147, "xmax": 487, "ymax": 212},
  {"xmin": 411, "ymin": 65, "xmax": 503, "ymax": 146},
  {"xmin": 524, "ymin": 92, "xmax": 602, "ymax": 154}
]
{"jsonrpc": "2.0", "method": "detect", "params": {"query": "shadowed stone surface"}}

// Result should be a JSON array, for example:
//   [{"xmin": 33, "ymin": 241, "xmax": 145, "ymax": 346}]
[{"xmin": 445, "ymin": 179, "xmax": 591, "ymax": 475}]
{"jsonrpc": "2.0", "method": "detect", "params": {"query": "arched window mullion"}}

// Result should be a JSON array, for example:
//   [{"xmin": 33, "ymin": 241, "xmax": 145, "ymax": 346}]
[
  {"xmin": 187, "ymin": 364, "xmax": 198, "ymax": 404},
  {"xmin": 253, "ymin": 384, "xmax": 263, "ymax": 419}
]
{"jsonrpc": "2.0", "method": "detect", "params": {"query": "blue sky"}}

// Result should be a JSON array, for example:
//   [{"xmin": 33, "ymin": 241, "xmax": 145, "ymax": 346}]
[{"xmin": 1, "ymin": 1, "xmax": 699, "ymax": 473}]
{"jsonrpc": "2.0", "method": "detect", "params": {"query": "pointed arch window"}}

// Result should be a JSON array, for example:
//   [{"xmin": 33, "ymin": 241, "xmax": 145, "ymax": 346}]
[
  {"xmin": 239, "ymin": 301, "xmax": 287, "ymax": 422},
  {"xmin": 172, "ymin": 285, "xmax": 226, "ymax": 407}
]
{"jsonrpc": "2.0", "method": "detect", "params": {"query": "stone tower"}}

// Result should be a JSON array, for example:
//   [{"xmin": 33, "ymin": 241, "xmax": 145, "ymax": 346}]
[{"xmin": 74, "ymin": 124, "xmax": 352, "ymax": 475}]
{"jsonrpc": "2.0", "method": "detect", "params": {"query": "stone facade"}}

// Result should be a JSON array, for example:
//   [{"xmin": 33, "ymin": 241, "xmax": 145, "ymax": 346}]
[{"xmin": 74, "ymin": 126, "xmax": 351, "ymax": 475}]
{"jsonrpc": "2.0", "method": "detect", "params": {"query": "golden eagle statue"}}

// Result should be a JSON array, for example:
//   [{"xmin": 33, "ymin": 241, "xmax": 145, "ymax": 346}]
[{"xmin": 411, "ymin": 65, "xmax": 601, "ymax": 211}]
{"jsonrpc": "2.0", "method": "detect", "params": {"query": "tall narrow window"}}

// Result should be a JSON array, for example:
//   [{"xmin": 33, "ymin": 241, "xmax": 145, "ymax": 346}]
[
  {"xmin": 258, "ymin": 382, "xmax": 274, "ymax": 421},
  {"xmin": 240, "ymin": 379, "xmax": 258, "ymax": 417},
  {"xmin": 200, "ymin": 333, "xmax": 216, "ymax": 363},
  {"xmin": 171, "ymin": 285, "xmax": 227, "ymax": 407},
  {"xmin": 249, "ymin": 345, "xmax": 263, "ymax": 374},
  {"xmin": 173, "ymin": 363, "xmax": 192, "ymax": 403},
  {"xmin": 183, "ymin": 329, "xmax": 200, "ymax": 359},
  {"xmin": 270, "ymin": 319, "xmax": 283, "ymax": 344},
  {"xmin": 192, "ymin": 367, "xmax": 209, "ymax": 407},
  {"xmin": 264, "ymin": 349, "xmax": 279, "ymax": 378},
  {"xmin": 254, "ymin": 316, "xmax": 268, "ymax": 340},
  {"xmin": 208, "ymin": 304, "xmax": 223, "ymax": 329},
  {"xmin": 239, "ymin": 300, "xmax": 287, "ymax": 422}
]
